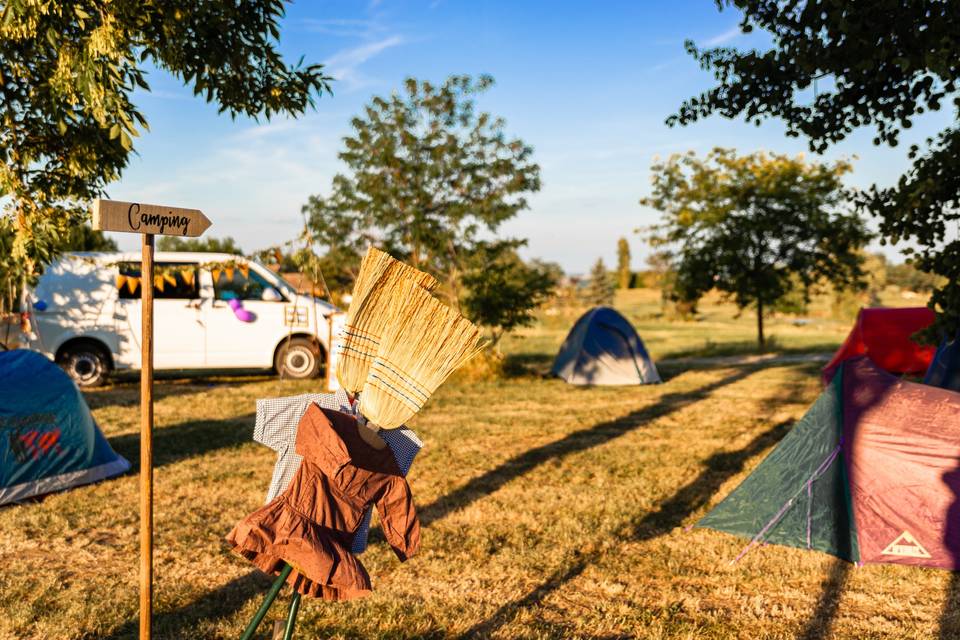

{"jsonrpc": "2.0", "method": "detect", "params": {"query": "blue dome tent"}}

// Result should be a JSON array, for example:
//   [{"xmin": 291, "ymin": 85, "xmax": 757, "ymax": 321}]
[
  {"xmin": 0, "ymin": 350, "xmax": 129, "ymax": 505},
  {"xmin": 551, "ymin": 307, "xmax": 661, "ymax": 386}
]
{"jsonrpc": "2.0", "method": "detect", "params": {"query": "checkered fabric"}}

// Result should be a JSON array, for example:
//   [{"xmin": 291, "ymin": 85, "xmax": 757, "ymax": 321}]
[{"xmin": 254, "ymin": 389, "xmax": 422, "ymax": 554}]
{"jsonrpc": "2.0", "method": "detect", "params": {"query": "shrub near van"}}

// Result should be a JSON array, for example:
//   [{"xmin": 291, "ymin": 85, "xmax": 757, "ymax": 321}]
[{"xmin": 23, "ymin": 252, "xmax": 342, "ymax": 387}]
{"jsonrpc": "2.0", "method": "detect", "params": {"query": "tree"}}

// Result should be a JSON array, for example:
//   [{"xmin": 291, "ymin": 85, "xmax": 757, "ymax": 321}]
[
  {"xmin": 670, "ymin": 1, "xmax": 960, "ymax": 341},
  {"xmin": 888, "ymin": 262, "xmax": 944, "ymax": 294},
  {"xmin": 1, "ymin": 1, "xmax": 332, "ymax": 308},
  {"xmin": 157, "ymin": 236, "xmax": 243, "ymax": 254},
  {"xmin": 0, "ymin": 222, "xmax": 115, "ymax": 312},
  {"xmin": 585, "ymin": 258, "xmax": 615, "ymax": 307},
  {"xmin": 460, "ymin": 241, "xmax": 561, "ymax": 347},
  {"xmin": 643, "ymin": 148, "xmax": 870, "ymax": 348},
  {"xmin": 616, "ymin": 237, "xmax": 632, "ymax": 289},
  {"xmin": 303, "ymin": 75, "xmax": 541, "ymax": 301}
]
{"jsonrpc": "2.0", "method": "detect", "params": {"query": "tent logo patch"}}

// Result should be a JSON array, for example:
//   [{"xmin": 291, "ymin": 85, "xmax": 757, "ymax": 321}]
[{"xmin": 881, "ymin": 531, "xmax": 932, "ymax": 558}]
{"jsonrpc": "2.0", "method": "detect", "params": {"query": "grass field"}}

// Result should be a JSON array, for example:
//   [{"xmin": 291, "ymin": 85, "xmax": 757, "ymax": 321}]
[{"xmin": 1, "ymin": 289, "xmax": 952, "ymax": 639}]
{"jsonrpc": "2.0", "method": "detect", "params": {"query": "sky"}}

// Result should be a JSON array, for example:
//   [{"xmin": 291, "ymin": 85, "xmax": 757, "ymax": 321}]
[{"xmin": 104, "ymin": 0, "xmax": 955, "ymax": 275}]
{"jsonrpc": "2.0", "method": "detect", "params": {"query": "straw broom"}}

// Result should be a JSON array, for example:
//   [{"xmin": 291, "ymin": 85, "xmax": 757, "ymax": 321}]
[
  {"xmin": 359, "ymin": 280, "xmax": 486, "ymax": 429},
  {"xmin": 336, "ymin": 247, "xmax": 438, "ymax": 393}
]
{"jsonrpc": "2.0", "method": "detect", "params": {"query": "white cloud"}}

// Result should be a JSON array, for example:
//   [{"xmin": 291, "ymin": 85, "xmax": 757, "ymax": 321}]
[
  {"xmin": 702, "ymin": 25, "xmax": 742, "ymax": 47},
  {"xmin": 300, "ymin": 18, "xmax": 383, "ymax": 38},
  {"xmin": 324, "ymin": 35, "xmax": 406, "ymax": 90}
]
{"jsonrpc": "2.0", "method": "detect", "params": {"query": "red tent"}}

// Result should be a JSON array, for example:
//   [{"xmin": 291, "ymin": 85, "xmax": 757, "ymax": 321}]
[{"xmin": 823, "ymin": 307, "xmax": 936, "ymax": 383}]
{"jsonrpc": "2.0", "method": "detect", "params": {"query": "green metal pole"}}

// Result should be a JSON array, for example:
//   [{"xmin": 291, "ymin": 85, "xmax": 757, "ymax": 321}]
[
  {"xmin": 282, "ymin": 591, "xmax": 302, "ymax": 640},
  {"xmin": 239, "ymin": 563, "xmax": 292, "ymax": 640}
]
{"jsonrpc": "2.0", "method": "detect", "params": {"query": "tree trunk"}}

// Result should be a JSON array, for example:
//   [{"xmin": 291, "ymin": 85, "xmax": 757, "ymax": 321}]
[{"xmin": 756, "ymin": 298, "xmax": 765, "ymax": 350}]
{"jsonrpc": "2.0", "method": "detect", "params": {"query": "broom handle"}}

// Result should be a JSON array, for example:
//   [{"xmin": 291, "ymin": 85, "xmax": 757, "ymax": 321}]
[
  {"xmin": 239, "ymin": 563, "xmax": 292, "ymax": 640},
  {"xmin": 282, "ymin": 590, "xmax": 302, "ymax": 640}
]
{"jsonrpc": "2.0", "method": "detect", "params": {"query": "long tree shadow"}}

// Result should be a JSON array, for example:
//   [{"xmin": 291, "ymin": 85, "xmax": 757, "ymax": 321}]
[
  {"xmin": 625, "ymin": 418, "xmax": 793, "ymax": 541},
  {"xmin": 419, "ymin": 364, "xmax": 768, "ymax": 526},
  {"xmin": 796, "ymin": 559, "xmax": 851, "ymax": 640},
  {"xmin": 83, "ymin": 380, "xmax": 219, "ymax": 411},
  {"xmin": 97, "ymin": 570, "xmax": 274, "ymax": 640},
  {"xmin": 108, "ymin": 412, "xmax": 255, "ymax": 471},
  {"xmin": 459, "ymin": 558, "xmax": 590, "ymax": 639},
  {"xmin": 458, "ymin": 415, "xmax": 795, "ymax": 638}
]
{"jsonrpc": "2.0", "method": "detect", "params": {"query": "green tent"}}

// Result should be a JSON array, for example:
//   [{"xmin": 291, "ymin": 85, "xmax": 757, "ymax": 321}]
[{"xmin": 700, "ymin": 356, "xmax": 960, "ymax": 569}]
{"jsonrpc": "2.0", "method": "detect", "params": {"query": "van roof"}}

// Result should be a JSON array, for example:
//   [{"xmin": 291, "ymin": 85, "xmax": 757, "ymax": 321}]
[{"xmin": 63, "ymin": 251, "xmax": 247, "ymax": 263}]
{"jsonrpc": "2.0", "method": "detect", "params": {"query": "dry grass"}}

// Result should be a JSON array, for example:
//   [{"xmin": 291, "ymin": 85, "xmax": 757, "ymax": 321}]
[{"xmin": 0, "ymin": 289, "xmax": 952, "ymax": 639}]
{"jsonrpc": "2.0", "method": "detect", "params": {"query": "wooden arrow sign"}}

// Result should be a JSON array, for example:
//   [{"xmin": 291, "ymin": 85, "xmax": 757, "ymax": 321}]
[{"xmin": 92, "ymin": 198, "xmax": 212, "ymax": 237}]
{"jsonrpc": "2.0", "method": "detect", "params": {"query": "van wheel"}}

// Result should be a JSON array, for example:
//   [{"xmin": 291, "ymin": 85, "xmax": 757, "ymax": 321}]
[
  {"xmin": 58, "ymin": 343, "xmax": 110, "ymax": 387},
  {"xmin": 275, "ymin": 337, "xmax": 322, "ymax": 380}
]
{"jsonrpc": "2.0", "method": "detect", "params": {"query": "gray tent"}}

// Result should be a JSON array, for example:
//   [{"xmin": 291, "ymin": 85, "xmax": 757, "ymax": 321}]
[{"xmin": 551, "ymin": 307, "xmax": 660, "ymax": 385}]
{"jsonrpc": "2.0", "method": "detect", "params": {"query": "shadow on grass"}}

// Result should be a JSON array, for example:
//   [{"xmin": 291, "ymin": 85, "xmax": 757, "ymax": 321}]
[
  {"xmin": 657, "ymin": 340, "xmax": 839, "ymax": 362},
  {"xmin": 625, "ymin": 418, "xmax": 793, "ymax": 541},
  {"xmin": 458, "ymin": 413, "xmax": 796, "ymax": 638},
  {"xmin": 459, "ymin": 557, "xmax": 589, "ymax": 639},
  {"xmin": 97, "ymin": 570, "xmax": 275, "ymax": 640},
  {"xmin": 108, "ymin": 413, "xmax": 254, "ymax": 471},
  {"xmin": 419, "ymin": 363, "xmax": 768, "ymax": 527},
  {"xmin": 501, "ymin": 352, "xmax": 554, "ymax": 378},
  {"xmin": 796, "ymin": 559, "xmax": 851, "ymax": 640},
  {"xmin": 83, "ymin": 370, "xmax": 280, "ymax": 411},
  {"xmin": 939, "ymin": 572, "xmax": 960, "ymax": 639}
]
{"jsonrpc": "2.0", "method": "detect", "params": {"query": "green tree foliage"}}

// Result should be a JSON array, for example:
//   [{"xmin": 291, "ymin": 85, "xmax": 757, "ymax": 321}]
[
  {"xmin": 157, "ymin": 236, "xmax": 243, "ymax": 254},
  {"xmin": 460, "ymin": 241, "xmax": 561, "ymax": 347},
  {"xmin": 887, "ymin": 262, "xmax": 945, "ymax": 294},
  {"xmin": 61, "ymin": 224, "xmax": 118, "ymax": 252},
  {"xmin": 643, "ymin": 148, "xmax": 870, "ymax": 348},
  {"xmin": 616, "ymin": 237, "xmax": 632, "ymax": 289},
  {"xmin": 0, "ymin": 222, "xmax": 115, "ymax": 311},
  {"xmin": 303, "ymin": 74, "xmax": 547, "ymax": 339},
  {"xmin": 1, "ymin": 0, "xmax": 332, "ymax": 307},
  {"xmin": 670, "ymin": 0, "xmax": 960, "ymax": 341},
  {"xmin": 585, "ymin": 258, "xmax": 615, "ymax": 307},
  {"xmin": 303, "ymin": 75, "xmax": 541, "ymax": 297}
]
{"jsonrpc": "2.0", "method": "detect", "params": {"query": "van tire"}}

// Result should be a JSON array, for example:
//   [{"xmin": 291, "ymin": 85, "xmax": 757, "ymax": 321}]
[
  {"xmin": 274, "ymin": 337, "xmax": 322, "ymax": 380},
  {"xmin": 58, "ymin": 342, "xmax": 110, "ymax": 387}
]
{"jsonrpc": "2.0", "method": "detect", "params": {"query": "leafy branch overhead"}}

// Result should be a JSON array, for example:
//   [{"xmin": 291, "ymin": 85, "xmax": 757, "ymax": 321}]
[
  {"xmin": 670, "ymin": 0, "xmax": 960, "ymax": 340},
  {"xmin": 0, "ymin": 0, "xmax": 332, "ymax": 295}
]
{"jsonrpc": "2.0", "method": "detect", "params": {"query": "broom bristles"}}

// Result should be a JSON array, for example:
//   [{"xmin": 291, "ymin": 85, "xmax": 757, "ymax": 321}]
[
  {"xmin": 359, "ymin": 280, "xmax": 485, "ymax": 429},
  {"xmin": 336, "ymin": 247, "xmax": 438, "ymax": 393}
]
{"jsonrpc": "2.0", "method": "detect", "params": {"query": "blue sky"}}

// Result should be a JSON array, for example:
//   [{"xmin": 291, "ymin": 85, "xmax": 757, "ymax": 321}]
[{"xmin": 105, "ymin": 0, "xmax": 954, "ymax": 274}]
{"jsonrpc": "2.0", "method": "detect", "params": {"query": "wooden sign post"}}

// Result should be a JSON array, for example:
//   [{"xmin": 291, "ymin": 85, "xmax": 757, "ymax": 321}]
[{"xmin": 92, "ymin": 198, "xmax": 211, "ymax": 640}]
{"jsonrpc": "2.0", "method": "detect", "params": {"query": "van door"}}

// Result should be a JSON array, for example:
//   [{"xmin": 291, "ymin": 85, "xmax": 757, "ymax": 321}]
[
  {"xmin": 203, "ymin": 263, "xmax": 290, "ymax": 368},
  {"xmin": 115, "ymin": 261, "xmax": 206, "ymax": 368}
]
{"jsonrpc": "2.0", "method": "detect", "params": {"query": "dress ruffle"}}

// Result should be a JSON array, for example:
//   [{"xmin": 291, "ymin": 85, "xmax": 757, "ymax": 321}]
[{"xmin": 226, "ymin": 496, "xmax": 372, "ymax": 601}]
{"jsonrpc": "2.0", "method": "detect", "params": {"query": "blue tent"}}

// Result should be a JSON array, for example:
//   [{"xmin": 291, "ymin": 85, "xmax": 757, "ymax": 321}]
[
  {"xmin": 0, "ymin": 349, "xmax": 128, "ymax": 505},
  {"xmin": 551, "ymin": 307, "xmax": 661, "ymax": 385},
  {"xmin": 924, "ymin": 338, "xmax": 960, "ymax": 392}
]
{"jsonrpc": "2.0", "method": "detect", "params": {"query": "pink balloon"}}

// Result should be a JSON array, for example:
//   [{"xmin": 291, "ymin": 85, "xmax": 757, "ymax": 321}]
[{"xmin": 229, "ymin": 298, "xmax": 255, "ymax": 322}]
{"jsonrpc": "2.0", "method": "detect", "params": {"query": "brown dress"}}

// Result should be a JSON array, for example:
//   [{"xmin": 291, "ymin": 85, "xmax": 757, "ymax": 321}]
[{"xmin": 227, "ymin": 404, "xmax": 420, "ymax": 600}]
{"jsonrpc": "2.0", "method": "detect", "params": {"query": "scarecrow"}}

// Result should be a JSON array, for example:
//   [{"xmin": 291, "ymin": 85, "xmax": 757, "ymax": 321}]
[{"xmin": 229, "ymin": 248, "xmax": 484, "ymax": 638}]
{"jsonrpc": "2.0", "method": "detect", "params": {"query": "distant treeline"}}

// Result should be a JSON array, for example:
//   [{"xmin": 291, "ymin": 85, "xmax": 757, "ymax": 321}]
[{"xmin": 618, "ymin": 257, "xmax": 941, "ymax": 293}]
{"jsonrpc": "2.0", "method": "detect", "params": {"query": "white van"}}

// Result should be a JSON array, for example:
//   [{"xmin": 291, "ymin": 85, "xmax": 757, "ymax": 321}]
[{"xmin": 23, "ymin": 252, "xmax": 343, "ymax": 387}]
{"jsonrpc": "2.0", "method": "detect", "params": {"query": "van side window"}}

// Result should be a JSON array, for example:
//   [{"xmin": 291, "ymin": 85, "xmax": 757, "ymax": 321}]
[
  {"xmin": 213, "ymin": 267, "xmax": 279, "ymax": 301},
  {"xmin": 117, "ymin": 262, "xmax": 200, "ymax": 299}
]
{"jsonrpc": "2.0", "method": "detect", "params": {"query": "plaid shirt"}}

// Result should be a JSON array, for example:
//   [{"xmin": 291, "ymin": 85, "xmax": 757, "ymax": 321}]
[{"xmin": 254, "ymin": 389, "xmax": 422, "ymax": 554}]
